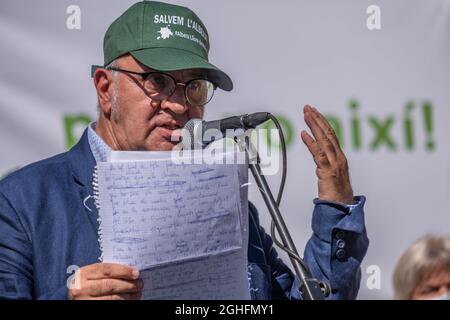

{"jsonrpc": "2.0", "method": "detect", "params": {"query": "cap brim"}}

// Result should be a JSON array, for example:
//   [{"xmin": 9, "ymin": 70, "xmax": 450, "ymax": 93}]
[{"xmin": 130, "ymin": 48, "xmax": 233, "ymax": 91}]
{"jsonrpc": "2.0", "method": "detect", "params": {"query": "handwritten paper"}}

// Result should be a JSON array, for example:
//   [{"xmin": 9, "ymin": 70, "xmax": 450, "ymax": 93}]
[
  {"xmin": 97, "ymin": 149, "xmax": 250, "ymax": 299},
  {"xmin": 140, "ymin": 251, "xmax": 249, "ymax": 300}
]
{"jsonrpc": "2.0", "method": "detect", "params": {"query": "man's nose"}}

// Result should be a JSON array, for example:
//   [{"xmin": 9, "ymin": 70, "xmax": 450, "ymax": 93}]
[{"xmin": 159, "ymin": 85, "xmax": 188, "ymax": 114}]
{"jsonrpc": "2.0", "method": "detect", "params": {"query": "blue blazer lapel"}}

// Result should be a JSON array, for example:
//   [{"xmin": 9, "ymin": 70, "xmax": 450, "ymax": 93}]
[{"xmin": 68, "ymin": 129, "xmax": 99, "ymax": 231}]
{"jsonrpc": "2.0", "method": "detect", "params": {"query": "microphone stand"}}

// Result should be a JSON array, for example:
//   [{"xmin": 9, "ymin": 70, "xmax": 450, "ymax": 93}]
[{"xmin": 236, "ymin": 135, "xmax": 329, "ymax": 300}]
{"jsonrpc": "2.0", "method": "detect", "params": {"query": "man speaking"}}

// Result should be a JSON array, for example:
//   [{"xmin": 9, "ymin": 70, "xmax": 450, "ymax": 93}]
[{"xmin": 0, "ymin": 1, "xmax": 368, "ymax": 300}]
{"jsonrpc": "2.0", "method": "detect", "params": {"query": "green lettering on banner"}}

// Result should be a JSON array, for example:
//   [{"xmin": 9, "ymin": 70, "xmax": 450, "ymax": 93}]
[
  {"xmin": 369, "ymin": 116, "xmax": 397, "ymax": 151},
  {"xmin": 404, "ymin": 101, "xmax": 415, "ymax": 151},
  {"xmin": 327, "ymin": 99, "xmax": 436, "ymax": 152},
  {"xmin": 58, "ymin": 101, "xmax": 436, "ymax": 155},
  {"xmin": 350, "ymin": 99, "xmax": 362, "ymax": 151},
  {"xmin": 64, "ymin": 114, "xmax": 92, "ymax": 149},
  {"xmin": 422, "ymin": 101, "xmax": 435, "ymax": 151}
]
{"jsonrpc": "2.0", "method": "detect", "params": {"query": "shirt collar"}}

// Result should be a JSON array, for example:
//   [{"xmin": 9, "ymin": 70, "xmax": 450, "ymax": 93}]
[{"xmin": 87, "ymin": 122, "xmax": 111, "ymax": 163}]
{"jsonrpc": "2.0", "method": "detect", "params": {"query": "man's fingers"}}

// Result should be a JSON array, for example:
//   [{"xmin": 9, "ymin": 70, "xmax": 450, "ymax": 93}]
[
  {"xmin": 301, "ymin": 130, "xmax": 318, "ymax": 154},
  {"xmin": 87, "ymin": 278, "xmax": 143, "ymax": 297},
  {"xmin": 303, "ymin": 106, "xmax": 336, "ymax": 162},
  {"xmin": 91, "ymin": 292, "xmax": 142, "ymax": 300},
  {"xmin": 69, "ymin": 278, "xmax": 144, "ymax": 300},
  {"xmin": 84, "ymin": 263, "xmax": 139, "ymax": 280},
  {"xmin": 308, "ymin": 106, "xmax": 342, "ymax": 152},
  {"xmin": 301, "ymin": 131, "xmax": 329, "ymax": 167}
]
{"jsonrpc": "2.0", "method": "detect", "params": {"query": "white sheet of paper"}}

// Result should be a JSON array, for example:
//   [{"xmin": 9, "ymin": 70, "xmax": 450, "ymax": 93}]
[{"xmin": 97, "ymin": 149, "xmax": 250, "ymax": 300}]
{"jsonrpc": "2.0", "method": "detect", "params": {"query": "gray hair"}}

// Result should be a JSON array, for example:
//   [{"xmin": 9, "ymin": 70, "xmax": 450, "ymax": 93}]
[
  {"xmin": 97, "ymin": 60, "xmax": 119, "ymax": 113},
  {"xmin": 393, "ymin": 235, "xmax": 450, "ymax": 299},
  {"xmin": 105, "ymin": 60, "xmax": 118, "ymax": 75}
]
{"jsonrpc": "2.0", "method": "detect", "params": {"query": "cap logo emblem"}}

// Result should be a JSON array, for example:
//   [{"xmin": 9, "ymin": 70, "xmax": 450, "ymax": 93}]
[{"xmin": 157, "ymin": 25, "xmax": 173, "ymax": 40}]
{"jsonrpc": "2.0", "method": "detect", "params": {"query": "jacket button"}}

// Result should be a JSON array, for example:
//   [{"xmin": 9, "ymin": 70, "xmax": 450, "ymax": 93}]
[
  {"xmin": 336, "ymin": 249, "xmax": 346, "ymax": 260},
  {"xmin": 335, "ymin": 230, "xmax": 346, "ymax": 239},
  {"xmin": 336, "ymin": 239, "xmax": 346, "ymax": 249}
]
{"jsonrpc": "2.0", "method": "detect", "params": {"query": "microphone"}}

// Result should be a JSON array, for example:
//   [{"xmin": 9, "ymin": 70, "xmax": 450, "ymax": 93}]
[{"xmin": 181, "ymin": 112, "xmax": 271, "ymax": 149}]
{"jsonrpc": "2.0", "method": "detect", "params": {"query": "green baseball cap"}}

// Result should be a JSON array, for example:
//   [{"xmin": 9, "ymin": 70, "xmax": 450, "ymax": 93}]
[{"xmin": 101, "ymin": 0, "xmax": 233, "ymax": 91}]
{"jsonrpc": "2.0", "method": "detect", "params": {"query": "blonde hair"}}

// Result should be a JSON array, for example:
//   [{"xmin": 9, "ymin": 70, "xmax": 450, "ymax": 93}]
[{"xmin": 393, "ymin": 235, "xmax": 450, "ymax": 299}]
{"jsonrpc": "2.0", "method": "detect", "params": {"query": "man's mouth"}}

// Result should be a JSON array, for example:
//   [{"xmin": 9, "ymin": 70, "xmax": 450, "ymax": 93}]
[{"xmin": 157, "ymin": 123, "xmax": 183, "ymax": 143}]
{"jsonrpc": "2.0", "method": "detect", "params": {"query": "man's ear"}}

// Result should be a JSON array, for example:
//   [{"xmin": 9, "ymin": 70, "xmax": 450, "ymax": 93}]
[{"xmin": 94, "ymin": 68, "xmax": 113, "ymax": 116}]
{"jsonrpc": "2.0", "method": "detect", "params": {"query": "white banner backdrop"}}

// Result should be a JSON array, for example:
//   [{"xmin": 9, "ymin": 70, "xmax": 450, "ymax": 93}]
[{"xmin": 1, "ymin": 0, "xmax": 449, "ymax": 299}]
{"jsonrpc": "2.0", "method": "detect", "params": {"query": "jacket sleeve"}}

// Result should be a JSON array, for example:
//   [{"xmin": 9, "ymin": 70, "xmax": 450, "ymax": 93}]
[
  {"xmin": 0, "ymin": 191, "xmax": 69, "ymax": 300},
  {"xmin": 0, "ymin": 191, "xmax": 34, "ymax": 299},
  {"xmin": 250, "ymin": 196, "xmax": 368, "ymax": 300},
  {"xmin": 303, "ymin": 196, "xmax": 369, "ymax": 300}
]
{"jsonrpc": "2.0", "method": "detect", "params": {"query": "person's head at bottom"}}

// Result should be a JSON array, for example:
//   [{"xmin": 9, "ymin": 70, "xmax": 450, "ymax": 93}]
[
  {"xmin": 92, "ymin": 0, "xmax": 232, "ymax": 152},
  {"xmin": 393, "ymin": 235, "xmax": 450, "ymax": 300}
]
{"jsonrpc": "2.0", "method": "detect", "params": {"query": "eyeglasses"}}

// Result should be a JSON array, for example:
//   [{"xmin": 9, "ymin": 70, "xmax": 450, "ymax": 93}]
[{"xmin": 105, "ymin": 66, "xmax": 217, "ymax": 106}]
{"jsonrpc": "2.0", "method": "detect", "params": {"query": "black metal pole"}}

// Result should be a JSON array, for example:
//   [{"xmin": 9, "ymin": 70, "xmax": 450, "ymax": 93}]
[{"xmin": 249, "ymin": 162, "xmax": 326, "ymax": 300}]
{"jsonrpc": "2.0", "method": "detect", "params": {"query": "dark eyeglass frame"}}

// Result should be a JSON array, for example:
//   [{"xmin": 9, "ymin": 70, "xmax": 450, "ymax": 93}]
[{"xmin": 91, "ymin": 65, "xmax": 217, "ymax": 106}]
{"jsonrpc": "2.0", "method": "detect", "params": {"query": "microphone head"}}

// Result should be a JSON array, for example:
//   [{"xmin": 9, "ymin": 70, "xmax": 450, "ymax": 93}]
[{"xmin": 181, "ymin": 118, "xmax": 204, "ymax": 150}]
